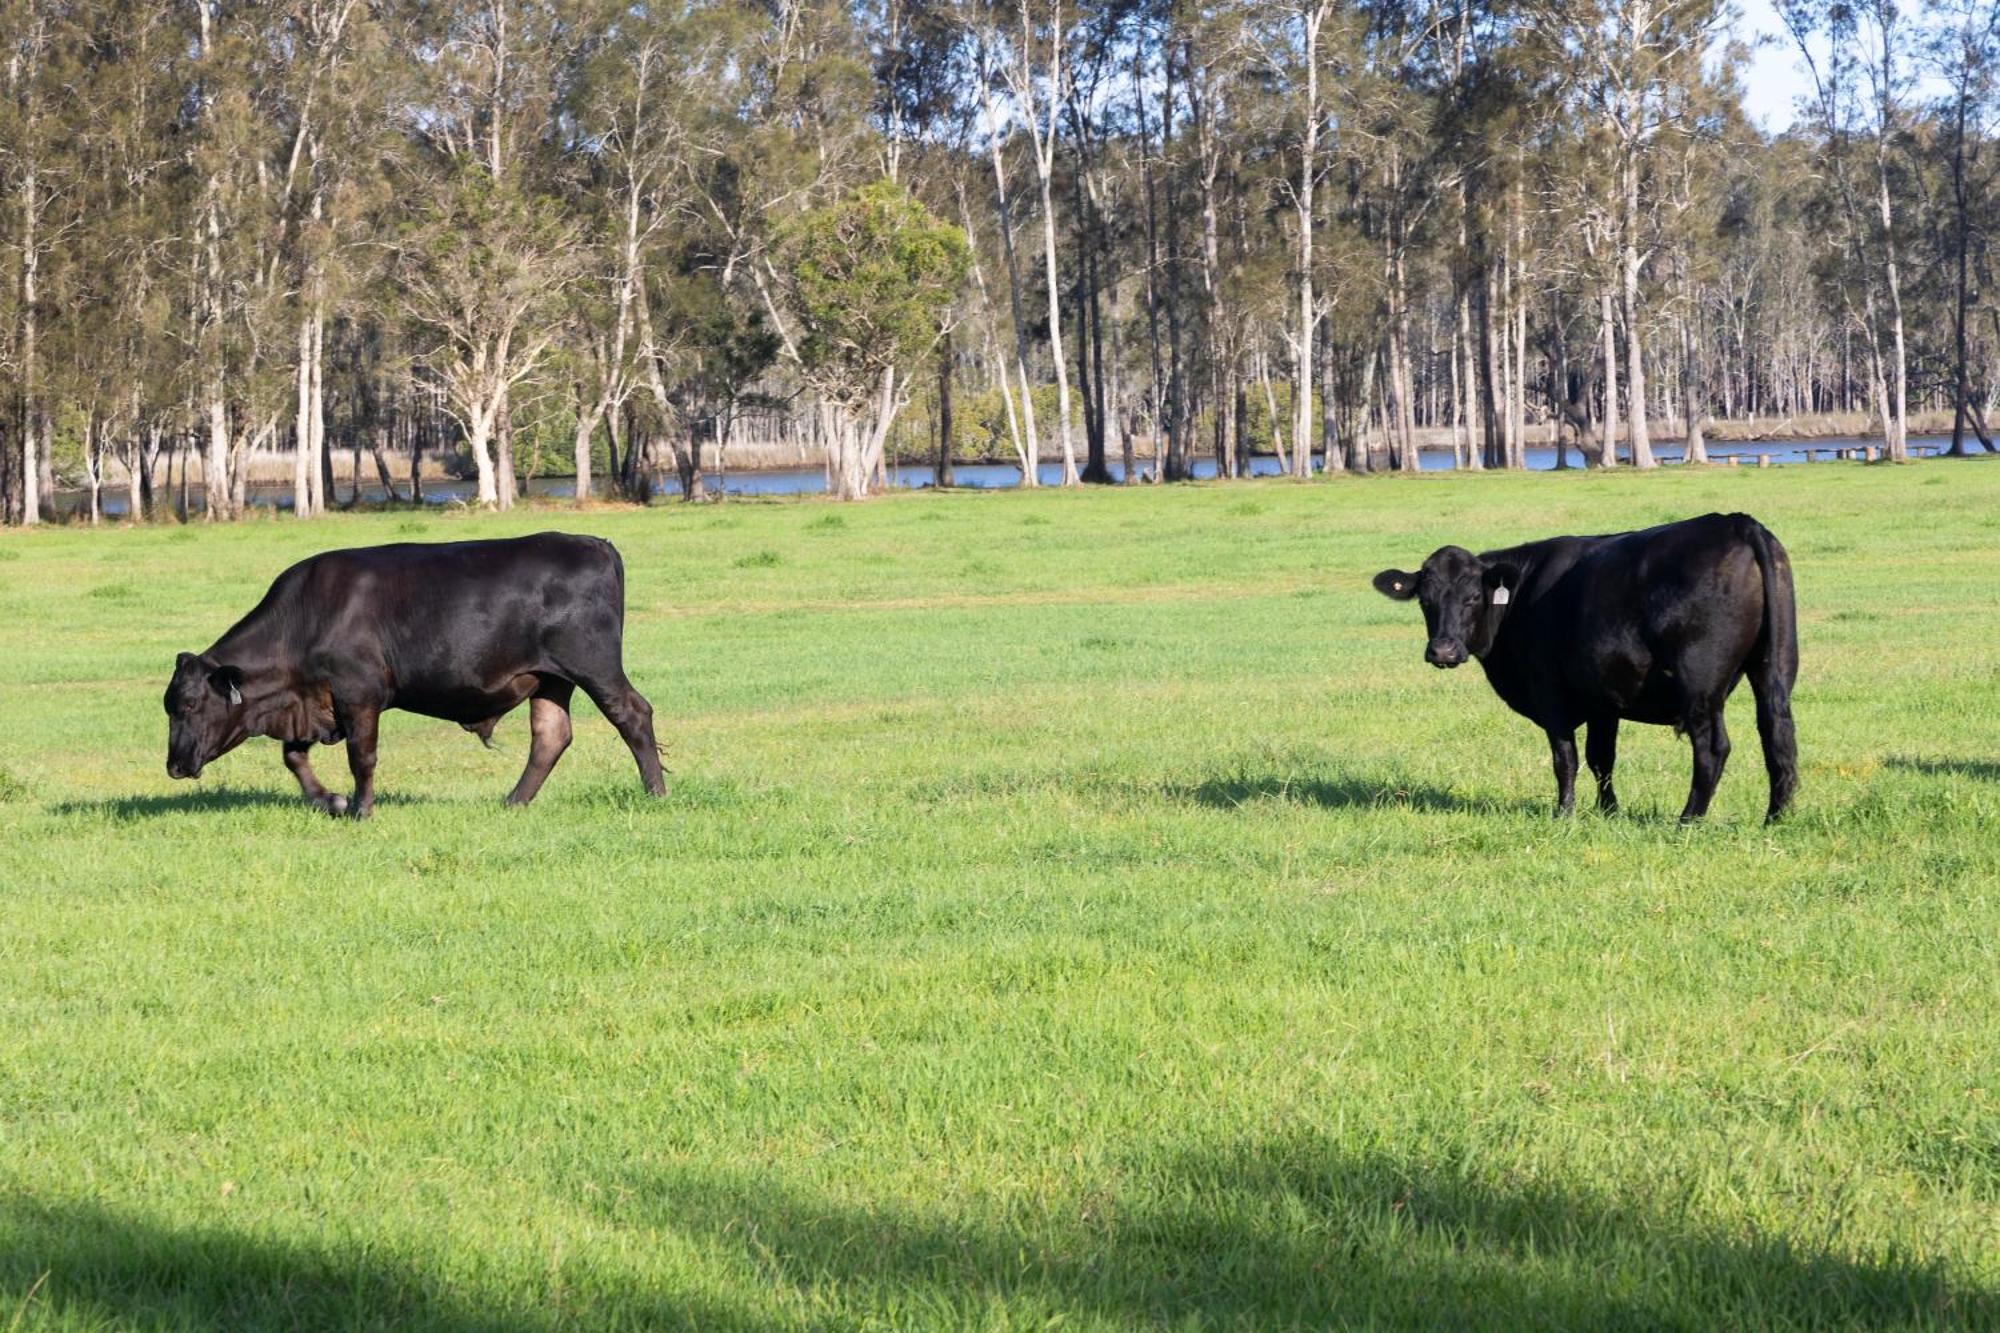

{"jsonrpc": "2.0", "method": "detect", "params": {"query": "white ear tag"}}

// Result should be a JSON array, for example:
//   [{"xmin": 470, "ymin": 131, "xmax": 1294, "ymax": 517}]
[
  {"xmin": 228, "ymin": 682, "xmax": 243, "ymax": 706},
  {"xmin": 1491, "ymin": 587, "xmax": 1510, "ymax": 606}
]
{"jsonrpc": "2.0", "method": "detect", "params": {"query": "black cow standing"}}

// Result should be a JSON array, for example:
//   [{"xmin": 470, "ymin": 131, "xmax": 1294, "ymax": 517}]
[
  {"xmin": 1372, "ymin": 512, "xmax": 1799, "ymax": 822},
  {"xmin": 163, "ymin": 533, "xmax": 665, "ymax": 816}
]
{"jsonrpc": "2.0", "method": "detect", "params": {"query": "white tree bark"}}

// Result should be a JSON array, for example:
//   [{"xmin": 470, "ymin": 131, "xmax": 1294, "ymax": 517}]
[
  {"xmin": 1599, "ymin": 284, "xmax": 1620, "ymax": 467},
  {"xmin": 1294, "ymin": 1, "xmax": 1326, "ymax": 478},
  {"xmin": 979, "ymin": 40, "xmax": 1042, "ymax": 485},
  {"xmin": 18, "ymin": 163, "xmax": 40, "ymax": 526},
  {"xmin": 1009, "ymin": 0, "xmax": 1077, "ymax": 485},
  {"xmin": 1620, "ymin": 149, "xmax": 1655, "ymax": 468}
]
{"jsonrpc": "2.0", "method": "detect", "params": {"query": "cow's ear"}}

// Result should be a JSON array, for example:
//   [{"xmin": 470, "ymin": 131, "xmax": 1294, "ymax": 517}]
[
  {"xmin": 1373, "ymin": 568, "xmax": 1419, "ymax": 601},
  {"xmin": 209, "ymin": 664, "xmax": 245, "ymax": 707},
  {"xmin": 1483, "ymin": 563, "xmax": 1521, "ymax": 604}
]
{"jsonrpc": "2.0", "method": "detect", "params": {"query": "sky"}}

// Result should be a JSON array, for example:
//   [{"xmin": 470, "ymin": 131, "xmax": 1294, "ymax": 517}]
[{"xmin": 1734, "ymin": 0, "xmax": 1810, "ymax": 133}]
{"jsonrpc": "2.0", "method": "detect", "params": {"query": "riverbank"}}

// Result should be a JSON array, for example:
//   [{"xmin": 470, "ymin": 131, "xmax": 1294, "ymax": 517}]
[{"xmin": 173, "ymin": 412, "xmax": 1980, "ymax": 490}]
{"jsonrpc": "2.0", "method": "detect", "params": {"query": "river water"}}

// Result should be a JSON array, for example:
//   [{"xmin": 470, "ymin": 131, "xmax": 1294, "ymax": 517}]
[{"xmin": 62, "ymin": 433, "xmax": 1983, "ymax": 516}]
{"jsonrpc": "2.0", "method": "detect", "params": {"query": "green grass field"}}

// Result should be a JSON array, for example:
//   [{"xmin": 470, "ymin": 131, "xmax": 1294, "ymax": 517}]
[{"xmin": 1, "ymin": 463, "xmax": 1996, "ymax": 1330}]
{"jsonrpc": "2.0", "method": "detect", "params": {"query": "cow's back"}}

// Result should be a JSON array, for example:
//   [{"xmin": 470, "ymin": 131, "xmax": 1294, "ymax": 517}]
[{"xmin": 285, "ymin": 533, "xmax": 625, "ymax": 697}]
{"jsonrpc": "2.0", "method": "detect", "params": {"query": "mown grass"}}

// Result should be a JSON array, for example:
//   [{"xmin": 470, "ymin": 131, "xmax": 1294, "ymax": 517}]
[{"xmin": 1, "ymin": 462, "xmax": 1996, "ymax": 1330}]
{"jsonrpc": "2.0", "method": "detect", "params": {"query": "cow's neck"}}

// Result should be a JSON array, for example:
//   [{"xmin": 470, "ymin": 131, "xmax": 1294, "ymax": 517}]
[
  {"xmin": 207, "ymin": 609, "xmax": 334, "ymax": 743},
  {"xmin": 207, "ymin": 603, "xmax": 284, "ymax": 674}
]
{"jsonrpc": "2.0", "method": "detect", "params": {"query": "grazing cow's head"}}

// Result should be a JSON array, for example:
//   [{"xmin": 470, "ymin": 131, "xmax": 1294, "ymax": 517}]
[
  {"xmin": 1372, "ymin": 547, "xmax": 1521, "ymax": 669},
  {"xmin": 164, "ymin": 652, "xmax": 249, "ymax": 779}
]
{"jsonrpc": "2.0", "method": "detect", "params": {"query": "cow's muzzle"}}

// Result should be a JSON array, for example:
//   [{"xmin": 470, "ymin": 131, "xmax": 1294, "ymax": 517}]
[
  {"xmin": 1425, "ymin": 641, "xmax": 1467, "ymax": 668},
  {"xmin": 167, "ymin": 758, "xmax": 202, "ymax": 780}
]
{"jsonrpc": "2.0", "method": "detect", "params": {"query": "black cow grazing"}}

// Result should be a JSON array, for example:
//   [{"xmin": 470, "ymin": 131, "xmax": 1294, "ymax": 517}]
[
  {"xmin": 1372, "ymin": 512, "xmax": 1799, "ymax": 823},
  {"xmin": 163, "ymin": 533, "xmax": 665, "ymax": 816}
]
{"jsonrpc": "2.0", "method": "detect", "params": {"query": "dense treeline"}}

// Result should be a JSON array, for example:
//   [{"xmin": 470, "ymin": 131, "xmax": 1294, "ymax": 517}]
[{"xmin": 1, "ymin": 0, "xmax": 1996, "ymax": 522}]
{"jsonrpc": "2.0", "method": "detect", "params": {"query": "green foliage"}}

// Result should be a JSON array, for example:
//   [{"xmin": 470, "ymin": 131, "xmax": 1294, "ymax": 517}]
[
  {"xmin": 1235, "ymin": 384, "xmax": 1324, "ymax": 454},
  {"xmin": 890, "ymin": 384, "xmax": 1063, "ymax": 463},
  {"xmin": 777, "ymin": 180, "xmax": 971, "ymax": 409},
  {"xmin": 0, "ymin": 465, "xmax": 1996, "ymax": 1326}
]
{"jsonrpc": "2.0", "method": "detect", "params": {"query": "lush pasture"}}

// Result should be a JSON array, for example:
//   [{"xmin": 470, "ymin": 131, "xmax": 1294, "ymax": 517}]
[{"xmin": 1, "ymin": 463, "xmax": 1995, "ymax": 1330}]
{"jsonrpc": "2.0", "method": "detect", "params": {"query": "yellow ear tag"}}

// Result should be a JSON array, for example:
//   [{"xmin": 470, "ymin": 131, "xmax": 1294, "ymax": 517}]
[{"xmin": 1491, "ymin": 587, "xmax": 1510, "ymax": 606}]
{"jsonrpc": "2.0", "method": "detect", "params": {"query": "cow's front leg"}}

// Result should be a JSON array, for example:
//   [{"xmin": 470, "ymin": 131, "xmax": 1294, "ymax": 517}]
[
  {"xmin": 1547, "ymin": 728, "xmax": 1578, "ymax": 816},
  {"xmin": 282, "ymin": 741, "xmax": 348, "ymax": 816},
  {"xmin": 339, "ymin": 705, "xmax": 382, "ymax": 818}
]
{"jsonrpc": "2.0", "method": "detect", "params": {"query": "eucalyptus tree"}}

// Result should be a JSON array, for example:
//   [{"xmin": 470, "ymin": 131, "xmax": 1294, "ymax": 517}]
[
  {"xmin": 393, "ymin": 0, "xmax": 583, "ymax": 507},
  {"xmin": 397, "ymin": 176, "xmax": 581, "ymax": 507},
  {"xmin": 564, "ymin": 0, "xmax": 694, "ymax": 501},
  {"xmin": 1926, "ymin": 0, "xmax": 2000, "ymax": 454},
  {"xmin": 68, "ymin": 0, "xmax": 190, "ymax": 521},
  {"xmin": 1, "ymin": 0, "xmax": 61, "ymax": 523},
  {"xmin": 273, "ymin": 0, "xmax": 380, "ymax": 519},
  {"xmin": 1780, "ymin": 0, "xmax": 1913, "ymax": 460},
  {"xmin": 775, "ymin": 180, "xmax": 969, "ymax": 499},
  {"xmin": 989, "ymin": 0, "xmax": 1082, "ymax": 485}
]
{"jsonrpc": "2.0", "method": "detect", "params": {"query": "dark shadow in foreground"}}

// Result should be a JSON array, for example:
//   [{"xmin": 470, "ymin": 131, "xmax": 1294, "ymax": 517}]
[
  {"xmin": 0, "ymin": 1195, "xmax": 747, "ymax": 1333},
  {"xmin": 4, "ymin": 1137, "xmax": 1988, "ymax": 1331},
  {"xmin": 1167, "ymin": 771, "xmax": 1542, "ymax": 816},
  {"xmin": 595, "ymin": 1137, "xmax": 1991, "ymax": 1331},
  {"xmin": 48, "ymin": 788, "xmax": 436, "ymax": 819},
  {"xmin": 1885, "ymin": 755, "xmax": 2000, "ymax": 783}
]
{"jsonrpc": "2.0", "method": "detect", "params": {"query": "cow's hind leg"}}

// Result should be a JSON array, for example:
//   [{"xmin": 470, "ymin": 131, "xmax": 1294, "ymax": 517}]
[
  {"xmin": 580, "ymin": 672, "xmax": 666, "ymax": 797},
  {"xmin": 1546, "ymin": 727, "xmax": 1579, "ymax": 816},
  {"xmin": 1586, "ymin": 717, "xmax": 1620, "ymax": 814},
  {"xmin": 283, "ymin": 741, "xmax": 349, "ymax": 816},
  {"xmin": 1679, "ymin": 707, "xmax": 1731, "ymax": 824},
  {"xmin": 506, "ymin": 681, "xmax": 575, "ymax": 808},
  {"xmin": 1749, "ymin": 656, "xmax": 1799, "ymax": 824}
]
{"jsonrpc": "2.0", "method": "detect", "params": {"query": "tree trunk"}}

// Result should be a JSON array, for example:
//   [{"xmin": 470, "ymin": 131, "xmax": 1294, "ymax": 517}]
[
  {"xmin": 495, "ymin": 387, "xmax": 518, "ymax": 508},
  {"xmin": 980, "ymin": 59, "xmax": 1042, "ymax": 483},
  {"xmin": 467, "ymin": 405, "xmax": 498, "ymax": 505},
  {"xmin": 1598, "ymin": 284, "xmax": 1620, "ymax": 467},
  {"xmin": 1478, "ymin": 258, "xmax": 1502, "ymax": 469},
  {"xmin": 293, "ymin": 313, "xmax": 315, "ymax": 516},
  {"xmin": 18, "ymin": 161, "xmax": 41, "ymax": 527},
  {"xmin": 1621, "ymin": 154, "xmax": 1655, "ymax": 468},
  {"xmin": 1132, "ymin": 35, "xmax": 1170, "ymax": 481},
  {"xmin": 574, "ymin": 388, "xmax": 600, "ymax": 503},
  {"xmin": 936, "ymin": 330, "xmax": 955, "ymax": 488},
  {"xmin": 1948, "ymin": 77, "xmax": 1973, "ymax": 456},
  {"xmin": 1294, "ymin": 4, "xmax": 1323, "ymax": 480},
  {"xmin": 1875, "ymin": 133, "xmax": 1909, "ymax": 461},
  {"xmin": 1037, "ymin": 156, "xmax": 1078, "ymax": 486}
]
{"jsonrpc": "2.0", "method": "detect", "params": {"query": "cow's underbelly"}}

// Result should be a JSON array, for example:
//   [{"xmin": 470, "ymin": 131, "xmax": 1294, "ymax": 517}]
[
  {"xmin": 1573, "ymin": 646, "xmax": 1727, "ymax": 728},
  {"xmin": 1549, "ymin": 639, "xmax": 1686, "ymax": 726},
  {"xmin": 391, "ymin": 672, "xmax": 543, "ymax": 725}
]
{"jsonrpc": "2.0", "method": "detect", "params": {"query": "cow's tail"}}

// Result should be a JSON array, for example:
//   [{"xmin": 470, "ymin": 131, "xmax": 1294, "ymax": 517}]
[{"xmin": 1740, "ymin": 516, "xmax": 1799, "ymax": 821}]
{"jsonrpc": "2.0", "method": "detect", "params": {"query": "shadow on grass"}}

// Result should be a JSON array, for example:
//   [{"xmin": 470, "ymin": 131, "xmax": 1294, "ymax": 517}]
[
  {"xmin": 1885, "ymin": 755, "xmax": 2000, "ymax": 783},
  {"xmin": 0, "ymin": 1195, "xmax": 746, "ymax": 1332},
  {"xmin": 599, "ymin": 1137, "xmax": 1991, "ymax": 1331},
  {"xmin": 1168, "ymin": 771, "xmax": 1541, "ymax": 816},
  {"xmin": 5, "ymin": 1137, "xmax": 1986, "ymax": 1331},
  {"xmin": 48, "ymin": 788, "xmax": 436, "ymax": 819}
]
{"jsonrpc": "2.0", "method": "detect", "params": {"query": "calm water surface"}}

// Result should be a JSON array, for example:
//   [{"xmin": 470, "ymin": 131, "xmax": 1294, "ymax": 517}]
[{"xmin": 67, "ymin": 434, "xmax": 1979, "ymax": 516}]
